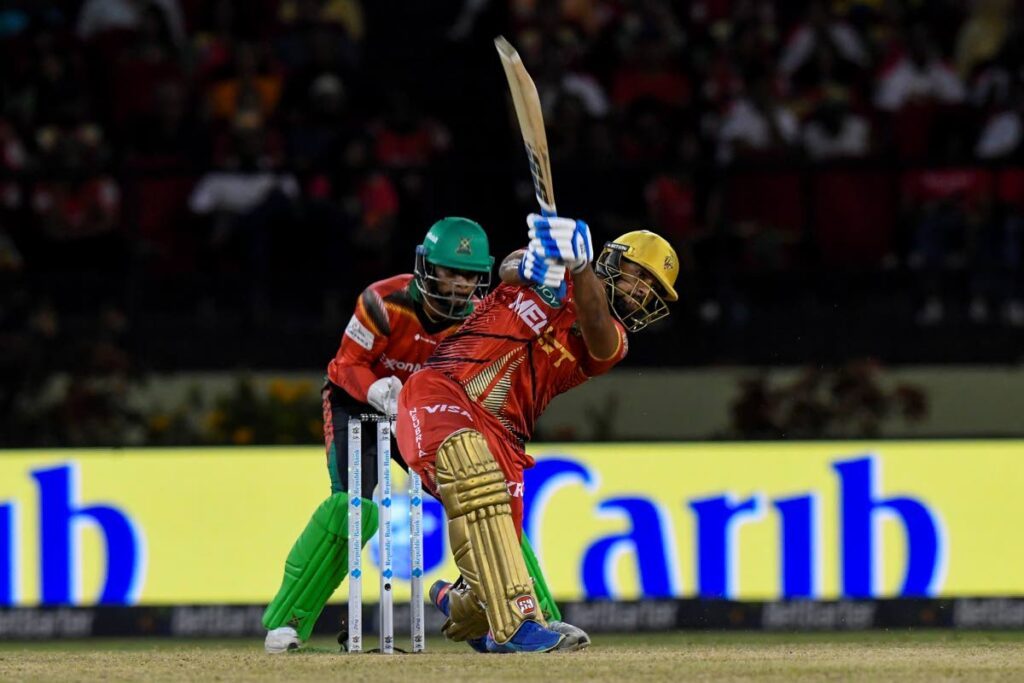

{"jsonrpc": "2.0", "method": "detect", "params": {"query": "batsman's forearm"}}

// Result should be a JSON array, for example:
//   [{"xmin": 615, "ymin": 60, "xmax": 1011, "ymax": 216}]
[
  {"xmin": 500, "ymin": 249, "xmax": 528, "ymax": 285},
  {"xmin": 572, "ymin": 267, "xmax": 619, "ymax": 360}
]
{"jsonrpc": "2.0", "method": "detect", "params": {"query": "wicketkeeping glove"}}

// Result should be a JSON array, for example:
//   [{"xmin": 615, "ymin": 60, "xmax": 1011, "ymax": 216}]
[
  {"xmin": 366, "ymin": 376, "xmax": 402, "ymax": 418},
  {"xmin": 526, "ymin": 213, "xmax": 593, "ymax": 273}
]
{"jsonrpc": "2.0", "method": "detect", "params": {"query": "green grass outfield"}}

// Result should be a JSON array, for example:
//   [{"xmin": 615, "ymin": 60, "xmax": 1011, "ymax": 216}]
[{"xmin": 2, "ymin": 631, "xmax": 1023, "ymax": 682}]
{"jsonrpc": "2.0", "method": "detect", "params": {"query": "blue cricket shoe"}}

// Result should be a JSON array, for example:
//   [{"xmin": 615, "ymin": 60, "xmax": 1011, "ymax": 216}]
[
  {"xmin": 483, "ymin": 619, "xmax": 565, "ymax": 653},
  {"xmin": 430, "ymin": 580, "xmax": 566, "ymax": 653}
]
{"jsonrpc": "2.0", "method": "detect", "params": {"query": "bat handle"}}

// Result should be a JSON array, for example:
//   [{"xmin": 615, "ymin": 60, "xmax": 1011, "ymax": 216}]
[
  {"xmin": 550, "ymin": 276, "xmax": 567, "ymax": 304},
  {"xmin": 536, "ymin": 206, "xmax": 561, "ymax": 300}
]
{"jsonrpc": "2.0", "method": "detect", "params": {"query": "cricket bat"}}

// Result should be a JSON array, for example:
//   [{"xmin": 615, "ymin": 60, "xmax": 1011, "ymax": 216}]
[{"xmin": 494, "ymin": 36, "xmax": 557, "ymax": 217}]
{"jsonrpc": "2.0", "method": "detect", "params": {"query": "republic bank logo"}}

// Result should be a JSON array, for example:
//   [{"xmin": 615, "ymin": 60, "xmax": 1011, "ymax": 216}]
[{"xmin": 0, "ymin": 463, "xmax": 146, "ymax": 606}]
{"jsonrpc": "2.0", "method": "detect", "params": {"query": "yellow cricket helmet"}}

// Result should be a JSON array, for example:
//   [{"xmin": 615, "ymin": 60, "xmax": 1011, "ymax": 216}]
[{"xmin": 594, "ymin": 230, "xmax": 679, "ymax": 332}]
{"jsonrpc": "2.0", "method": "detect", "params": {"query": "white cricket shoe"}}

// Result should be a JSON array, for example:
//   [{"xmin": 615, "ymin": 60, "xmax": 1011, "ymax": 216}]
[
  {"xmin": 265, "ymin": 626, "xmax": 302, "ymax": 654},
  {"xmin": 549, "ymin": 620, "xmax": 591, "ymax": 651}
]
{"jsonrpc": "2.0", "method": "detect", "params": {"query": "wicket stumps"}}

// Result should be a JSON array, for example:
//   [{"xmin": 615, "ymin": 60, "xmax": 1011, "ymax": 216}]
[{"xmin": 347, "ymin": 415, "xmax": 425, "ymax": 654}]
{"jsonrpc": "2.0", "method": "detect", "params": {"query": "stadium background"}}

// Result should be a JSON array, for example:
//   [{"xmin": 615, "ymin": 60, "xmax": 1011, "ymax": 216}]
[{"xmin": 3, "ymin": 0, "xmax": 1024, "ymax": 638}]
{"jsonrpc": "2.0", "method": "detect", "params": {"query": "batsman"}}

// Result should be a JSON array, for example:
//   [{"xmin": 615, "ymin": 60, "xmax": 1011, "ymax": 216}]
[
  {"xmin": 395, "ymin": 214, "xmax": 680, "ymax": 652},
  {"xmin": 262, "ymin": 216, "xmax": 580, "ymax": 653}
]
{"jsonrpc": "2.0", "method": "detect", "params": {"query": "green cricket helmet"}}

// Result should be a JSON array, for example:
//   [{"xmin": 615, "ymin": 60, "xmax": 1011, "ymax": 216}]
[{"xmin": 414, "ymin": 217, "xmax": 494, "ymax": 320}]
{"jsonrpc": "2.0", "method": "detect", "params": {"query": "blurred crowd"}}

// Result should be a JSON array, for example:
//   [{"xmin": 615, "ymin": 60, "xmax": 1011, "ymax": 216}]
[
  {"xmin": 509, "ymin": 0, "xmax": 1024, "ymax": 329},
  {"xmin": 2, "ymin": 0, "xmax": 1024, "ymax": 445},
  {"xmin": 729, "ymin": 359, "xmax": 928, "ymax": 439}
]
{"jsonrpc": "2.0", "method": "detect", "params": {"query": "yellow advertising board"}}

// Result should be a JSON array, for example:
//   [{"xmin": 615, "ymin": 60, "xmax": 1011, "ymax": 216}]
[{"xmin": 0, "ymin": 442, "xmax": 1021, "ymax": 606}]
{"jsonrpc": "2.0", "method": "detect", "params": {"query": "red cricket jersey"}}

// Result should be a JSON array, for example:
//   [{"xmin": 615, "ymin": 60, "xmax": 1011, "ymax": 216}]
[
  {"xmin": 327, "ymin": 274, "xmax": 461, "ymax": 403},
  {"xmin": 425, "ymin": 279, "xmax": 628, "ymax": 443}
]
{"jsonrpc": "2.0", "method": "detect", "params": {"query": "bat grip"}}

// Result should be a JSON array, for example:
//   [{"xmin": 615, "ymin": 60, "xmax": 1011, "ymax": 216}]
[{"xmin": 540, "ymin": 207, "xmax": 557, "ymax": 218}]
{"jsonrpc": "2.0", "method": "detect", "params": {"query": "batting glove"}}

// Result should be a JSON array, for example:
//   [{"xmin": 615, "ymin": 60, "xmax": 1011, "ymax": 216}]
[
  {"xmin": 526, "ymin": 214, "xmax": 593, "ymax": 274},
  {"xmin": 518, "ymin": 248, "xmax": 567, "ymax": 290}
]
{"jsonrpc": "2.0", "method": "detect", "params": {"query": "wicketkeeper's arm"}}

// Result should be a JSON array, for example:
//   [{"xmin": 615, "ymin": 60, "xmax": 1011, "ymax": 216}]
[
  {"xmin": 332, "ymin": 362, "xmax": 383, "ymax": 404},
  {"xmin": 329, "ymin": 288, "xmax": 392, "ymax": 403}
]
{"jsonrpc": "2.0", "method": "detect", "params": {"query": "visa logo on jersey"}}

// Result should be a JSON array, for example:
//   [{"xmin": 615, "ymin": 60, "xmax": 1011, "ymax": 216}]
[{"xmin": 422, "ymin": 404, "xmax": 473, "ymax": 421}]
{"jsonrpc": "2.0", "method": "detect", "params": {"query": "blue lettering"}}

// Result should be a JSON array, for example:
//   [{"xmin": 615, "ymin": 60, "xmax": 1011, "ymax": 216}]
[
  {"xmin": 422, "ymin": 499, "xmax": 445, "ymax": 573},
  {"xmin": 773, "ymin": 494, "xmax": 817, "ymax": 598},
  {"xmin": 689, "ymin": 494, "xmax": 762, "ymax": 598},
  {"xmin": 525, "ymin": 459, "xmax": 679, "ymax": 599},
  {"xmin": 0, "ymin": 502, "xmax": 13, "ymax": 605},
  {"xmin": 833, "ymin": 455, "xmax": 943, "ymax": 597},
  {"xmin": 33, "ymin": 464, "xmax": 145, "ymax": 605},
  {"xmin": 523, "ymin": 458, "xmax": 593, "ymax": 552},
  {"xmin": 582, "ymin": 497, "xmax": 676, "ymax": 598}
]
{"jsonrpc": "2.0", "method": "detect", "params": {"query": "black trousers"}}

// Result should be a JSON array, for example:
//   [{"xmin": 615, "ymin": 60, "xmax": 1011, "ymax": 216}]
[{"xmin": 322, "ymin": 381, "xmax": 408, "ymax": 500}]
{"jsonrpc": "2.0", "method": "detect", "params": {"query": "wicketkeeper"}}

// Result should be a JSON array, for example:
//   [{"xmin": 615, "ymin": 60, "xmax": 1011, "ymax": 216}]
[
  {"xmin": 262, "ymin": 217, "xmax": 493, "ymax": 652},
  {"xmin": 395, "ymin": 213, "xmax": 680, "ymax": 652}
]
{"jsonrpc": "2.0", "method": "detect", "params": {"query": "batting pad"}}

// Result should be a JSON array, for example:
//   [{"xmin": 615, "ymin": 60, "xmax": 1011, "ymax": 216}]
[
  {"xmin": 262, "ymin": 492, "xmax": 378, "ymax": 641},
  {"xmin": 443, "ymin": 581, "xmax": 490, "ymax": 641},
  {"xmin": 436, "ymin": 429, "xmax": 545, "ymax": 644}
]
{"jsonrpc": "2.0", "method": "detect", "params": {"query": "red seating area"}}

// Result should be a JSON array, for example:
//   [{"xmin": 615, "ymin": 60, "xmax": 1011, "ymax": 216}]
[{"xmin": 721, "ymin": 165, "xmax": 1024, "ymax": 269}]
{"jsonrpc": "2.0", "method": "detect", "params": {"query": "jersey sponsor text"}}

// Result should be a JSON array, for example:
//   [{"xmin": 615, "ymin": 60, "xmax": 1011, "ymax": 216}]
[
  {"xmin": 345, "ymin": 315, "xmax": 375, "ymax": 351},
  {"xmin": 507, "ymin": 291, "xmax": 548, "ymax": 334}
]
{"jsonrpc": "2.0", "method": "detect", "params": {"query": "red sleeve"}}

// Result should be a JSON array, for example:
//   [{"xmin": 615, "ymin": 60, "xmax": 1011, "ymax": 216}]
[
  {"xmin": 327, "ymin": 287, "xmax": 392, "ymax": 402},
  {"xmin": 579, "ymin": 319, "xmax": 629, "ymax": 377}
]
